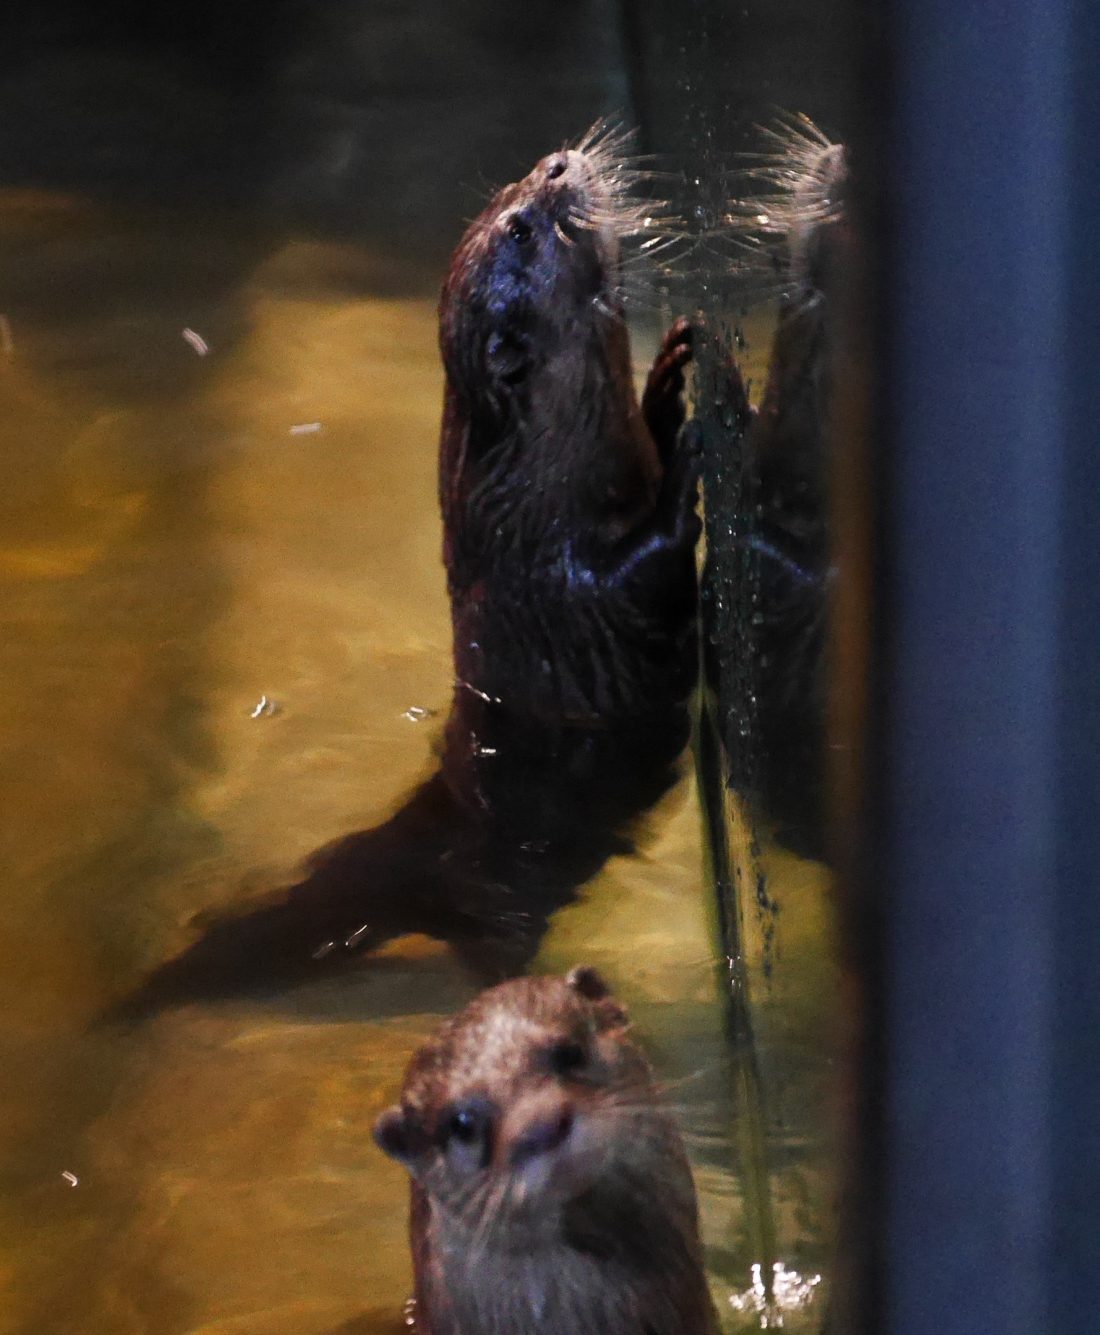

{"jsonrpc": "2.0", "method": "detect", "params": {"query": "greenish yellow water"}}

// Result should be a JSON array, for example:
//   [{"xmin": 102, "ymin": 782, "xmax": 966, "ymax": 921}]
[{"xmin": 0, "ymin": 191, "xmax": 838, "ymax": 1334}]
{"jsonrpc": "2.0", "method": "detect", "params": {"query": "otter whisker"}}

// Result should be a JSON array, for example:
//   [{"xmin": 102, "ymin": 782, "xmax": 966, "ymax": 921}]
[
  {"xmin": 658, "ymin": 1059, "xmax": 735, "ymax": 1091},
  {"xmin": 716, "ymin": 112, "xmax": 846, "ymax": 312},
  {"xmin": 591, "ymin": 292, "xmax": 620, "ymax": 320},
  {"xmin": 568, "ymin": 203, "xmax": 661, "ymax": 237},
  {"xmin": 465, "ymin": 1172, "xmax": 509, "ymax": 1261},
  {"xmin": 755, "ymin": 109, "xmax": 835, "ymax": 156},
  {"xmin": 553, "ymin": 220, "xmax": 575, "ymax": 249},
  {"xmin": 587, "ymin": 1093, "xmax": 726, "ymax": 1128},
  {"xmin": 572, "ymin": 115, "xmax": 637, "ymax": 161},
  {"xmin": 633, "ymin": 233, "xmax": 688, "ymax": 261}
]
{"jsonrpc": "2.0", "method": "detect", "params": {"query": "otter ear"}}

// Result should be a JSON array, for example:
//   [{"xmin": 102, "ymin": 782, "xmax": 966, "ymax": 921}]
[
  {"xmin": 373, "ymin": 1106, "xmax": 416, "ymax": 1165},
  {"xmin": 485, "ymin": 330, "xmax": 531, "ymax": 384},
  {"xmin": 566, "ymin": 965, "xmax": 611, "ymax": 1000},
  {"xmin": 567, "ymin": 966, "xmax": 629, "ymax": 1031}
]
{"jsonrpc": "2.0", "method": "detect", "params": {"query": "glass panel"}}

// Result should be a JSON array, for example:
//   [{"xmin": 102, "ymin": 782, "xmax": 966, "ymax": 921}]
[{"xmin": 0, "ymin": 3, "xmax": 865, "ymax": 1331}]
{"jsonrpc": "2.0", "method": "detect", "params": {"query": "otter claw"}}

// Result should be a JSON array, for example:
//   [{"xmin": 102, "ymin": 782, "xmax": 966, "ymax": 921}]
[
  {"xmin": 643, "ymin": 318, "xmax": 694, "ymax": 462},
  {"xmin": 657, "ymin": 315, "xmax": 694, "ymax": 360}
]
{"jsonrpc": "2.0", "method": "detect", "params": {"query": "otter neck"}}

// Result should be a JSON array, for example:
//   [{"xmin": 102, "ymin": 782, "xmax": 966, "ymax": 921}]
[
  {"xmin": 441, "ymin": 316, "xmax": 659, "ymax": 581},
  {"xmin": 423, "ymin": 1201, "xmax": 716, "ymax": 1335}
]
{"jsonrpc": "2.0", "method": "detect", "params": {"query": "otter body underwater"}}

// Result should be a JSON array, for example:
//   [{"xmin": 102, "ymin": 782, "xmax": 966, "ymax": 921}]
[
  {"xmin": 117, "ymin": 127, "xmax": 701, "ymax": 1015},
  {"xmin": 374, "ymin": 969, "xmax": 722, "ymax": 1335}
]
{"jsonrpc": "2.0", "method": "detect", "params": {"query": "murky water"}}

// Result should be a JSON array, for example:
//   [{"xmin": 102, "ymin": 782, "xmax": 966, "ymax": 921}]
[
  {"xmin": 0, "ymin": 194, "xmax": 838, "ymax": 1335},
  {"xmin": 0, "ymin": 6, "xmax": 852, "ymax": 1331}
]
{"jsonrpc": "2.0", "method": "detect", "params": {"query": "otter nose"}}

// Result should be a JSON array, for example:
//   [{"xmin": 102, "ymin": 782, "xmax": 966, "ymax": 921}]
[{"xmin": 508, "ymin": 1106, "xmax": 574, "ymax": 1166}]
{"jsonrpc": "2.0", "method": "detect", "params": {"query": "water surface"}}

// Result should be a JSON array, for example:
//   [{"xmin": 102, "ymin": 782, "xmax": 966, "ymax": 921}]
[{"xmin": 0, "ymin": 11, "xmax": 846, "ymax": 1327}]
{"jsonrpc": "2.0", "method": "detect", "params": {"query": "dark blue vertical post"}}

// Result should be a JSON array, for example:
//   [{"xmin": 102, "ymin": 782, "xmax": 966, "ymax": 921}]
[
  {"xmin": 869, "ymin": 0, "xmax": 1100, "ymax": 1331},
  {"xmin": 1051, "ymin": 1, "xmax": 1100, "ymax": 1325}
]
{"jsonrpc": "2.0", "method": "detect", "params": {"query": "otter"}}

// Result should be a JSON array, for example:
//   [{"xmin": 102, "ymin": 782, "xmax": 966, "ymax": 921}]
[
  {"xmin": 439, "ymin": 125, "xmax": 700, "ymax": 722},
  {"xmin": 114, "ymin": 126, "xmax": 700, "ymax": 1015},
  {"xmin": 374, "ymin": 968, "xmax": 721, "ymax": 1335},
  {"xmin": 701, "ymin": 117, "xmax": 848, "ymax": 858},
  {"xmin": 741, "ymin": 116, "xmax": 847, "ymax": 566},
  {"xmin": 743, "ymin": 120, "xmax": 849, "ymax": 857}
]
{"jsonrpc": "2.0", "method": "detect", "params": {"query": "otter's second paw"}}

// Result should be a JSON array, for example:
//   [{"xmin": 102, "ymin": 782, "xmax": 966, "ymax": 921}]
[
  {"xmin": 604, "ymin": 426, "xmax": 700, "ymax": 602},
  {"xmin": 642, "ymin": 317, "xmax": 694, "ymax": 463}
]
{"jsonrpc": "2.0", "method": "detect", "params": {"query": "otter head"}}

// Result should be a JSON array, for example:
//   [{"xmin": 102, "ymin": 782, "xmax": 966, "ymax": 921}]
[
  {"xmin": 438, "ymin": 124, "xmax": 651, "ymax": 415},
  {"xmin": 373, "ymin": 968, "xmax": 681, "ymax": 1250}
]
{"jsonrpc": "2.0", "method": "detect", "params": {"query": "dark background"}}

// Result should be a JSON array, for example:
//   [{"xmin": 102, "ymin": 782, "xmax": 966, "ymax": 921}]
[{"xmin": 0, "ymin": 0, "xmax": 860, "ymax": 286}]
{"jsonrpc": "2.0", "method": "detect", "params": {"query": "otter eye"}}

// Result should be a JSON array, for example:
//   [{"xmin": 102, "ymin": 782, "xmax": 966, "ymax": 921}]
[
  {"xmin": 449, "ymin": 1109, "xmax": 480, "ymax": 1143},
  {"xmin": 441, "ymin": 1100, "xmax": 493, "ymax": 1173},
  {"xmin": 506, "ymin": 214, "xmax": 534, "ymax": 245},
  {"xmin": 546, "ymin": 156, "xmax": 567, "ymax": 180},
  {"xmin": 547, "ymin": 1040, "xmax": 587, "ymax": 1077}
]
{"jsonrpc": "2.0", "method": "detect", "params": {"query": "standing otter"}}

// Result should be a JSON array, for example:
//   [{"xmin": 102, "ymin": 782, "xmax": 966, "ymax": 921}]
[
  {"xmin": 374, "ymin": 968, "xmax": 721, "ymax": 1335},
  {"xmin": 114, "ymin": 126, "xmax": 700, "ymax": 1015},
  {"xmin": 438, "ymin": 124, "xmax": 700, "ymax": 722}
]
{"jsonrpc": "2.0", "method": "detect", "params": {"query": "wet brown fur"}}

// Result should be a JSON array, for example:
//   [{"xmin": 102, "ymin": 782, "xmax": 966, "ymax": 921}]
[
  {"xmin": 375, "ymin": 971, "xmax": 721, "ymax": 1335},
  {"xmin": 437, "ymin": 137, "xmax": 700, "ymax": 722}
]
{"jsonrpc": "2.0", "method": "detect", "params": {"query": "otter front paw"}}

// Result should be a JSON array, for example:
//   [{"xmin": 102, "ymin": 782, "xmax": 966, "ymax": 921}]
[
  {"xmin": 642, "ymin": 317, "xmax": 693, "ymax": 464},
  {"xmin": 604, "ymin": 428, "xmax": 700, "ymax": 600}
]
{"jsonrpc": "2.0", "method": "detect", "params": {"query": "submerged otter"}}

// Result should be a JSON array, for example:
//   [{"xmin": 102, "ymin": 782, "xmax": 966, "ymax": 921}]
[
  {"xmin": 115, "ymin": 126, "xmax": 700, "ymax": 1015},
  {"xmin": 374, "ymin": 968, "xmax": 721, "ymax": 1335}
]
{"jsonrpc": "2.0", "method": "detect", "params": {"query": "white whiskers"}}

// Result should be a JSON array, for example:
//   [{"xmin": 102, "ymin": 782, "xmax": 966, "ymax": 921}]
[{"xmin": 722, "ymin": 112, "xmax": 847, "ymax": 308}]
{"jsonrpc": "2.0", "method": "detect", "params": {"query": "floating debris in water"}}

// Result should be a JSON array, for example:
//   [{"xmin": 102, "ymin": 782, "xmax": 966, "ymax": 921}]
[
  {"xmin": 289, "ymin": 421, "xmax": 323, "ymax": 436},
  {"xmin": 0, "ymin": 314, "xmax": 13, "ymax": 356},
  {"xmin": 728, "ymin": 1262, "xmax": 821, "ymax": 1327},
  {"xmin": 402, "ymin": 705, "xmax": 438, "ymax": 723},
  {"xmin": 345, "ymin": 923, "xmax": 371, "ymax": 948},
  {"xmin": 181, "ymin": 327, "xmax": 209, "ymax": 357},
  {"xmin": 457, "ymin": 679, "xmax": 502, "ymax": 705},
  {"xmin": 250, "ymin": 695, "xmax": 278, "ymax": 719},
  {"xmin": 60, "ymin": 1171, "xmax": 79, "ymax": 1187},
  {"xmin": 475, "ymin": 745, "xmax": 498, "ymax": 757},
  {"xmin": 311, "ymin": 940, "xmax": 337, "ymax": 960}
]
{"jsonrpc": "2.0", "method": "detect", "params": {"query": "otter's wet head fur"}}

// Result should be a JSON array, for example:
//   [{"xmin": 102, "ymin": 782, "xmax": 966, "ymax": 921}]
[{"xmin": 375, "ymin": 969, "xmax": 720, "ymax": 1335}]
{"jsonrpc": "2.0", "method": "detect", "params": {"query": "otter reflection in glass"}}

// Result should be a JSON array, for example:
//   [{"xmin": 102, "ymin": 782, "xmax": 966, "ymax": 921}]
[
  {"xmin": 374, "ymin": 969, "xmax": 721, "ymax": 1335},
  {"xmin": 708, "ymin": 116, "xmax": 850, "ymax": 858},
  {"xmin": 115, "ymin": 125, "xmax": 701, "ymax": 1017}
]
